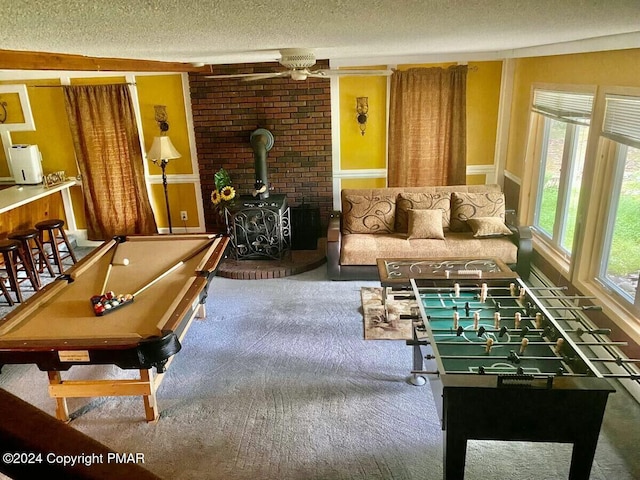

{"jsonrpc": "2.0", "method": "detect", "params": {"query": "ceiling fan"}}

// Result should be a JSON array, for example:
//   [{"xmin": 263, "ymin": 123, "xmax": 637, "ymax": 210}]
[{"xmin": 205, "ymin": 48, "xmax": 392, "ymax": 81}]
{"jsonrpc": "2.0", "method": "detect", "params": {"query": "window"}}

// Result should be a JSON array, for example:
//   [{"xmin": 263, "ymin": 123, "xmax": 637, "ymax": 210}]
[
  {"xmin": 531, "ymin": 90, "xmax": 593, "ymax": 257},
  {"xmin": 598, "ymin": 95, "xmax": 640, "ymax": 307}
]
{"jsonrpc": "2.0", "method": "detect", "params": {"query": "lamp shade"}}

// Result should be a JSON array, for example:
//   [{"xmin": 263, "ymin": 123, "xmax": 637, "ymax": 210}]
[{"xmin": 147, "ymin": 136, "xmax": 181, "ymax": 161}]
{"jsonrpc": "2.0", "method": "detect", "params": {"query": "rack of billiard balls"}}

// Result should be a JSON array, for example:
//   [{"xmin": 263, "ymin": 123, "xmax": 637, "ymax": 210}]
[{"xmin": 91, "ymin": 291, "xmax": 134, "ymax": 316}]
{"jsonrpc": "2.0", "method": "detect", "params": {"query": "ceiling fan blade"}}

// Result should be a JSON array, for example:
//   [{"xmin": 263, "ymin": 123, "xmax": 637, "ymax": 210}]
[
  {"xmin": 205, "ymin": 71, "xmax": 288, "ymax": 81},
  {"xmin": 315, "ymin": 69, "xmax": 393, "ymax": 77}
]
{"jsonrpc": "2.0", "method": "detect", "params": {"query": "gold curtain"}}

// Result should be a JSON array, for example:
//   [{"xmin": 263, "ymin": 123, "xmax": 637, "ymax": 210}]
[
  {"xmin": 63, "ymin": 84, "xmax": 158, "ymax": 240},
  {"xmin": 388, "ymin": 65, "xmax": 467, "ymax": 187}
]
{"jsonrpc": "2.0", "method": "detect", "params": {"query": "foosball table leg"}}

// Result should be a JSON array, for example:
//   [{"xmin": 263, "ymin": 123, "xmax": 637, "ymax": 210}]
[{"xmin": 409, "ymin": 341, "xmax": 427, "ymax": 386}]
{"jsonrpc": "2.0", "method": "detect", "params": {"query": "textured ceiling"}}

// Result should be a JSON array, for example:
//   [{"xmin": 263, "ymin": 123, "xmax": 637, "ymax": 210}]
[{"xmin": 2, "ymin": 0, "xmax": 640, "ymax": 66}]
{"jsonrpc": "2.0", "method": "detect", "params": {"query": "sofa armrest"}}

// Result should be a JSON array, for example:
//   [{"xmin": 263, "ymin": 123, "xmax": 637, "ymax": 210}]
[
  {"xmin": 326, "ymin": 212, "xmax": 342, "ymax": 280},
  {"xmin": 509, "ymin": 224, "xmax": 533, "ymax": 280},
  {"xmin": 327, "ymin": 212, "xmax": 341, "ymax": 242}
]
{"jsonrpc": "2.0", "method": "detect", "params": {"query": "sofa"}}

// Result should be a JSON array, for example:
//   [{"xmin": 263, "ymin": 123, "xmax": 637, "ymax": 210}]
[{"xmin": 327, "ymin": 184, "xmax": 532, "ymax": 280}]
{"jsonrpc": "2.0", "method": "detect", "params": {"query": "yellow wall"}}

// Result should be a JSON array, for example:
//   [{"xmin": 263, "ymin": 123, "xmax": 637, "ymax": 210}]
[
  {"xmin": 0, "ymin": 91, "xmax": 26, "ymax": 123},
  {"xmin": 2, "ymin": 79, "xmax": 77, "ymax": 178},
  {"xmin": 339, "ymin": 76, "xmax": 387, "ymax": 170},
  {"xmin": 136, "ymin": 75, "xmax": 192, "ymax": 175},
  {"xmin": 506, "ymin": 48, "xmax": 640, "ymax": 177},
  {"xmin": 150, "ymin": 182, "xmax": 200, "ymax": 228},
  {"xmin": 337, "ymin": 61, "xmax": 502, "ymax": 183},
  {"xmin": 0, "ymin": 73, "xmax": 196, "ymax": 233},
  {"xmin": 466, "ymin": 174, "xmax": 487, "ymax": 185},
  {"xmin": 466, "ymin": 61, "xmax": 502, "ymax": 166},
  {"xmin": 341, "ymin": 178, "xmax": 387, "ymax": 189}
]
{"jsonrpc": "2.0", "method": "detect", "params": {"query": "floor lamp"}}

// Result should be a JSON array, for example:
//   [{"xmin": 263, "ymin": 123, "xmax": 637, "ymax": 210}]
[{"xmin": 147, "ymin": 136, "xmax": 181, "ymax": 233}]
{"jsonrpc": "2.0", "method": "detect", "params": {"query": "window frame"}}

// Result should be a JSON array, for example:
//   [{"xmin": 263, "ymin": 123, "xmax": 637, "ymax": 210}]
[
  {"xmin": 571, "ymin": 86, "xmax": 640, "ymax": 346},
  {"xmin": 596, "ymin": 139, "xmax": 640, "ymax": 308},
  {"xmin": 522, "ymin": 85, "xmax": 596, "ymax": 273},
  {"xmin": 532, "ymin": 119, "xmax": 585, "ymax": 256}
]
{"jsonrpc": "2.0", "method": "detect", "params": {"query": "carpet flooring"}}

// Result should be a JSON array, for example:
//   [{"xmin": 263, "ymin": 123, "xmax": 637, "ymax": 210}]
[{"xmin": 1, "ymin": 265, "xmax": 639, "ymax": 479}]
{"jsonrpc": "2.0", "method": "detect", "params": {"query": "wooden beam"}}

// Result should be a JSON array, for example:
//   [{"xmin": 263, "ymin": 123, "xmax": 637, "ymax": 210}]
[{"xmin": 0, "ymin": 49, "xmax": 213, "ymax": 73}]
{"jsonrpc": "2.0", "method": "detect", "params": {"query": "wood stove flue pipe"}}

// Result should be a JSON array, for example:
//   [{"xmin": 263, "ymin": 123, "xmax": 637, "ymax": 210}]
[{"xmin": 250, "ymin": 128, "xmax": 274, "ymax": 200}]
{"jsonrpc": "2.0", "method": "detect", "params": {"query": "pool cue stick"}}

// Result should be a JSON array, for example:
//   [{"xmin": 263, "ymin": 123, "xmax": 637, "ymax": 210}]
[
  {"xmin": 132, "ymin": 239, "xmax": 216, "ymax": 298},
  {"xmin": 100, "ymin": 242, "xmax": 121, "ymax": 295},
  {"xmin": 68, "ymin": 238, "xmax": 118, "ymax": 280}
]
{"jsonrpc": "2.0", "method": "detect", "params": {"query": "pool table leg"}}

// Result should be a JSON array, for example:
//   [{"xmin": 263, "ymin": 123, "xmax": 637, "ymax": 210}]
[
  {"xmin": 140, "ymin": 369, "xmax": 160, "ymax": 422},
  {"xmin": 47, "ymin": 371, "xmax": 70, "ymax": 423}
]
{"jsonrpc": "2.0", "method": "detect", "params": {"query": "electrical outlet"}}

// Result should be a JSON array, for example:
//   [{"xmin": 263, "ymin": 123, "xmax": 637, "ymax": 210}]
[{"xmin": 180, "ymin": 211, "xmax": 188, "ymax": 221}]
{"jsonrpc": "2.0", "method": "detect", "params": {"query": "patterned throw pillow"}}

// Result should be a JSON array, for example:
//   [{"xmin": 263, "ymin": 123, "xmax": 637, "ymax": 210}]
[
  {"xmin": 395, "ymin": 192, "xmax": 451, "ymax": 233},
  {"xmin": 342, "ymin": 194, "xmax": 396, "ymax": 234},
  {"xmin": 450, "ymin": 192, "xmax": 506, "ymax": 232},
  {"xmin": 467, "ymin": 217, "xmax": 512, "ymax": 237},
  {"xmin": 407, "ymin": 209, "xmax": 445, "ymax": 240}
]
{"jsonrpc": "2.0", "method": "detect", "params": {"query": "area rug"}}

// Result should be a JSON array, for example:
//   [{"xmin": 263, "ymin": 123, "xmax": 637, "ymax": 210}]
[{"xmin": 361, "ymin": 287, "xmax": 417, "ymax": 340}]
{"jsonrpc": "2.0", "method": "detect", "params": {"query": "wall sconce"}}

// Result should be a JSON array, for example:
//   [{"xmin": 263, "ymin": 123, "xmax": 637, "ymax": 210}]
[
  {"xmin": 153, "ymin": 105, "xmax": 170, "ymax": 133},
  {"xmin": 356, "ymin": 97, "xmax": 368, "ymax": 136},
  {"xmin": 0, "ymin": 100, "xmax": 7, "ymax": 124}
]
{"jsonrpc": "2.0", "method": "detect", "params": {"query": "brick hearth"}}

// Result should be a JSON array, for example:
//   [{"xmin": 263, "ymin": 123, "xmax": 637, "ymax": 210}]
[{"xmin": 217, "ymin": 239, "xmax": 327, "ymax": 280}]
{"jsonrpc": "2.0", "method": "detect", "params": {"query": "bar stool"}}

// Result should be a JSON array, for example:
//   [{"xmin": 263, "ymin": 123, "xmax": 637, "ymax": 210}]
[
  {"xmin": 0, "ymin": 239, "xmax": 39, "ymax": 303},
  {"xmin": 35, "ymin": 219, "xmax": 78, "ymax": 275},
  {"xmin": 0, "ymin": 275, "xmax": 14, "ymax": 306},
  {"xmin": 8, "ymin": 228, "xmax": 56, "ymax": 289}
]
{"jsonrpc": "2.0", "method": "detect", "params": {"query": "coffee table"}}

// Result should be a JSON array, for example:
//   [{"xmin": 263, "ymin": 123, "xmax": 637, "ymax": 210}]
[{"xmin": 377, "ymin": 257, "xmax": 515, "ymax": 286}]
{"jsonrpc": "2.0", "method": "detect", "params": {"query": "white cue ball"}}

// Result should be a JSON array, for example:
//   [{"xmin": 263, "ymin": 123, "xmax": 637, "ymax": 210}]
[{"xmin": 122, "ymin": 258, "xmax": 130, "ymax": 266}]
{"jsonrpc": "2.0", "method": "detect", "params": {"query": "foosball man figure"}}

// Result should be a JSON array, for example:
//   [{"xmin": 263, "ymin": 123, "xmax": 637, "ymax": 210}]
[
  {"xmin": 535, "ymin": 312, "xmax": 543, "ymax": 329},
  {"xmin": 480, "ymin": 283, "xmax": 488, "ymax": 303},
  {"xmin": 555, "ymin": 338, "xmax": 565, "ymax": 354},
  {"xmin": 494, "ymin": 312, "xmax": 501, "ymax": 329},
  {"xmin": 453, "ymin": 283, "xmax": 460, "ymax": 298},
  {"xmin": 518, "ymin": 287, "xmax": 526, "ymax": 303},
  {"xmin": 519, "ymin": 338, "xmax": 529, "ymax": 354},
  {"xmin": 453, "ymin": 311, "xmax": 459, "ymax": 330},
  {"xmin": 514, "ymin": 311, "xmax": 522, "ymax": 328},
  {"xmin": 473, "ymin": 311, "xmax": 480, "ymax": 330},
  {"xmin": 485, "ymin": 338, "xmax": 494, "ymax": 354}
]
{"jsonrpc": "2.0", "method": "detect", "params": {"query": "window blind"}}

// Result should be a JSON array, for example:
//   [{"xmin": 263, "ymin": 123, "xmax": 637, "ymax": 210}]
[
  {"xmin": 532, "ymin": 89, "xmax": 594, "ymax": 125},
  {"xmin": 602, "ymin": 95, "xmax": 640, "ymax": 149}
]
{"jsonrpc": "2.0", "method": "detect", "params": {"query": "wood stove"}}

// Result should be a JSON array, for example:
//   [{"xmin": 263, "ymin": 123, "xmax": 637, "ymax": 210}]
[{"xmin": 225, "ymin": 194, "xmax": 291, "ymax": 260}]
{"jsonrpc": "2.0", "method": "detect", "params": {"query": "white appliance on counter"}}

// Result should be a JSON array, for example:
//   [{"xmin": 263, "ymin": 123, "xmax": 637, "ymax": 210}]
[{"xmin": 8, "ymin": 144, "xmax": 44, "ymax": 185}]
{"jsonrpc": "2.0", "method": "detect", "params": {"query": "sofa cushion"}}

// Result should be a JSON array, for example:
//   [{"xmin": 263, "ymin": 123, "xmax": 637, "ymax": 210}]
[
  {"xmin": 467, "ymin": 217, "xmax": 512, "ymax": 238},
  {"xmin": 450, "ymin": 192, "xmax": 506, "ymax": 232},
  {"xmin": 342, "ymin": 194, "xmax": 396, "ymax": 234},
  {"xmin": 407, "ymin": 209, "xmax": 445, "ymax": 240},
  {"xmin": 340, "ymin": 232, "xmax": 518, "ymax": 266},
  {"xmin": 395, "ymin": 192, "xmax": 451, "ymax": 233}
]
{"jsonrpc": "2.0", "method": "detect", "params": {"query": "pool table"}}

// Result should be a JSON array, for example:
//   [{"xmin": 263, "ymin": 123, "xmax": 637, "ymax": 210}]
[
  {"xmin": 406, "ymin": 277, "xmax": 616, "ymax": 480},
  {"xmin": 0, "ymin": 233, "xmax": 229, "ymax": 422}
]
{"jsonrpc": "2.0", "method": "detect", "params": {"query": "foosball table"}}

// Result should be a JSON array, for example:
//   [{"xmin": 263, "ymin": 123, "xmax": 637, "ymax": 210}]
[{"xmin": 384, "ymin": 274, "xmax": 640, "ymax": 480}]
